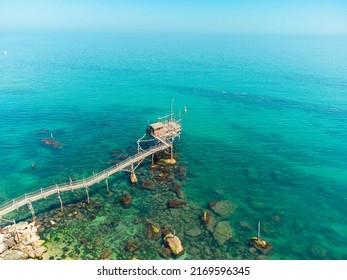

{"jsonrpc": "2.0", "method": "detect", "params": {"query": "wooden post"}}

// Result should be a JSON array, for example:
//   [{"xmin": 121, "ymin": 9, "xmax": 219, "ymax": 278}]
[
  {"xmin": 105, "ymin": 178, "xmax": 109, "ymax": 193},
  {"xmin": 13, "ymin": 219, "xmax": 21, "ymax": 243},
  {"xmin": 151, "ymin": 154, "xmax": 154, "ymax": 165},
  {"xmin": 257, "ymin": 222, "xmax": 261, "ymax": 241},
  {"xmin": 85, "ymin": 187, "xmax": 90, "ymax": 204},
  {"xmin": 28, "ymin": 202, "xmax": 35, "ymax": 224},
  {"xmin": 57, "ymin": 190, "xmax": 63, "ymax": 212}
]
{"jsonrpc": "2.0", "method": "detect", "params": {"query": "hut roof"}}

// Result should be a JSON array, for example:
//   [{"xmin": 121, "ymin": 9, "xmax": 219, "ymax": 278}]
[{"xmin": 149, "ymin": 122, "xmax": 164, "ymax": 130}]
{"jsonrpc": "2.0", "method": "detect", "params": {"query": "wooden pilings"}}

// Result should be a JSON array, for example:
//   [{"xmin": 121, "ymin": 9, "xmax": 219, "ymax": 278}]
[
  {"xmin": 105, "ymin": 178, "xmax": 109, "ymax": 192},
  {"xmin": 85, "ymin": 188, "xmax": 90, "ymax": 204},
  {"xmin": 57, "ymin": 191, "xmax": 63, "ymax": 212},
  {"xmin": 28, "ymin": 202, "xmax": 35, "ymax": 224}
]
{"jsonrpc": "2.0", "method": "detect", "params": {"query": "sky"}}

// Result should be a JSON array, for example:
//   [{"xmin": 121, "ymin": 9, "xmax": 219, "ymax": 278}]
[{"xmin": 0, "ymin": 0, "xmax": 347, "ymax": 34}]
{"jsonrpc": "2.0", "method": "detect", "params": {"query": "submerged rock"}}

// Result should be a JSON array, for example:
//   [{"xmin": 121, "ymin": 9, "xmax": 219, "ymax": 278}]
[
  {"xmin": 142, "ymin": 180, "xmax": 155, "ymax": 190},
  {"xmin": 186, "ymin": 225, "xmax": 202, "ymax": 237},
  {"xmin": 121, "ymin": 195, "xmax": 132, "ymax": 207},
  {"xmin": 201, "ymin": 211, "xmax": 211, "ymax": 225},
  {"xmin": 159, "ymin": 246, "xmax": 172, "ymax": 259},
  {"xmin": 147, "ymin": 222, "xmax": 162, "ymax": 239},
  {"xmin": 213, "ymin": 221, "xmax": 233, "ymax": 246},
  {"xmin": 249, "ymin": 237, "xmax": 273, "ymax": 255},
  {"xmin": 102, "ymin": 249, "xmax": 113, "ymax": 259},
  {"xmin": 172, "ymin": 182, "xmax": 183, "ymax": 198},
  {"xmin": 125, "ymin": 241, "xmax": 138, "ymax": 253},
  {"xmin": 168, "ymin": 200, "xmax": 187, "ymax": 208},
  {"xmin": 209, "ymin": 200, "xmax": 236, "ymax": 217}
]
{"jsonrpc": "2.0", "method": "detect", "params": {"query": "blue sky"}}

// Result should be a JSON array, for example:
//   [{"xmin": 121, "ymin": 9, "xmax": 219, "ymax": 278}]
[{"xmin": 1, "ymin": 0, "xmax": 347, "ymax": 34}]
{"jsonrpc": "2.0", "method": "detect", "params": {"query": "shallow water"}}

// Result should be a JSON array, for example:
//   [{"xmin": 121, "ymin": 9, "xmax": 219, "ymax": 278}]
[{"xmin": 1, "ymin": 32, "xmax": 347, "ymax": 259}]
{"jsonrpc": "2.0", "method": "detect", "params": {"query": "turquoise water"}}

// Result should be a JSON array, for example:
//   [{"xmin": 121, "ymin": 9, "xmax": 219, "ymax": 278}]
[{"xmin": 1, "ymin": 32, "xmax": 347, "ymax": 259}]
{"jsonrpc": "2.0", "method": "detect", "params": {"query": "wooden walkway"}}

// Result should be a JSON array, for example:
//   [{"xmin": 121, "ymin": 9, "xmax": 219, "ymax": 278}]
[{"xmin": 0, "ymin": 141, "xmax": 170, "ymax": 219}]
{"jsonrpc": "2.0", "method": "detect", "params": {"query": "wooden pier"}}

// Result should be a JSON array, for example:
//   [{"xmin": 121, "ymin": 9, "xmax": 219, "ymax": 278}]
[{"xmin": 0, "ymin": 114, "xmax": 181, "ymax": 222}]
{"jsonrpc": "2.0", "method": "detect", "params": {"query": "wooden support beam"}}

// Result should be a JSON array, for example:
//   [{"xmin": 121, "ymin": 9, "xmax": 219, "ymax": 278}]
[
  {"xmin": 105, "ymin": 178, "xmax": 109, "ymax": 193},
  {"xmin": 85, "ymin": 187, "xmax": 90, "ymax": 204}
]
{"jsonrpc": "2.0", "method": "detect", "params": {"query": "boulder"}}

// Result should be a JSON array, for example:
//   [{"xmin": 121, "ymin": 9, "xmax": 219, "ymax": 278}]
[
  {"xmin": 142, "ymin": 180, "xmax": 155, "ymax": 190},
  {"xmin": 15, "ymin": 222, "xmax": 28, "ymax": 232},
  {"xmin": 130, "ymin": 172, "xmax": 138, "ymax": 183},
  {"xmin": 209, "ymin": 200, "xmax": 236, "ymax": 217},
  {"xmin": 125, "ymin": 241, "xmax": 138, "ymax": 253},
  {"xmin": 5, "ymin": 237, "xmax": 15, "ymax": 248},
  {"xmin": 159, "ymin": 247, "xmax": 172, "ymax": 259},
  {"xmin": 201, "ymin": 211, "xmax": 211, "ymax": 225},
  {"xmin": 164, "ymin": 233, "xmax": 184, "ymax": 256},
  {"xmin": 102, "ymin": 249, "xmax": 113, "ymax": 259},
  {"xmin": 0, "ymin": 233, "xmax": 4, "ymax": 243},
  {"xmin": 4, "ymin": 250, "xmax": 23, "ymax": 260},
  {"xmin": 147, "ymin": 222, "xmax": 162, "ymax": 239},
  {"xmin": 186, "ymin": 226, "xmax": 202, "ymax": 237},
  {"xmin": 0, "ymin": 243, "xmax": 8, "ymax": 254},
  {"xmin": 213, "ymin": 221, "xmax": 233, "ymax": 246},
  {"xmin": 172, "ymin": 182, "xmax": 183, "ymax": 198},
  {"xmin": 249, "ymin": 237, "xmax": 273, "ymax": 255},
  {"xmin": 168, "ymin": 200, "xmax": 187, "ymax": 208},
  {"xmin": 206, "ymin": 215, "xmax": 217, "ymax": 233},
  {"xmin": 121, "ymin": 195, "xmax": 132, "ymax": 207}
]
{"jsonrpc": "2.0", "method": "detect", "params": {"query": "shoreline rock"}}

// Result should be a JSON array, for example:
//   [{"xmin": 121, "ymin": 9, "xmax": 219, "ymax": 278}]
[{"xmin": 0, "ymin": 221, "xmax": 46, "ymax": 260}]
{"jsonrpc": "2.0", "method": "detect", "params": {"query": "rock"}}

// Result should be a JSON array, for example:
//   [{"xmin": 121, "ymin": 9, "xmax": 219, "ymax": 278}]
[
  {"xmin": 213, "ymin": 221, "xmax": 233, "ymax": 246},
  {"xmin": 190, "ymin": 247, "xmax": 201, "ymax": 256},
  {"xmin": 0, "ymin": 233, "xmax": 4, "ymax": 243},
  {"xmin": 168, "ymin": 200, "xmax": 187, "ymax": 208},
  {"xmin": 5, "ymin": 250, "xmax": 23, "ymax": 260},
  {"xmin": 164, "ymin": 233, "xmax": 184, "ymax": 256},
  {"xmin": 102, "ymin": 249, "xmax": 113, "ymax": 259},
  {"xmin": 16, "ymin": 222, "xmax": 28, "ymax": 232},
  {"xmin": 30, "ymin": 234, "xmax": 40, "ymax": 244},
  {"xmin": 37, "ymin": 227, "xmax": 45, "ymax": 233},
  {"xmin": 12, "ymin": 243, "xmax": 26, "ymax": 251},
  {"xmin": 121, "ymin": 195, "xmax": 132, "ymax": 207},
  {"xmin": 249, "ymin": 237, "xmax": 273, "ymax": 255},
  {"xmin": 209, "ymin": 200, "xmax": 236, "ymax": 217},
  {"xmin": 130, "ymin": 172, "xmax": 138, "ymax": 183},
  {"xmin": 21, "ymin": 235, "xmax": 31, "ymax": 246},
  {"xmin": 5, "ymin": 237, "xmax": 15, "ymax": 248},
  {"xmin": 125, "ymin": 241, "xmax": 138, "ymax": 253},
  {"xmin": 0, "ymin": 243, "xmax": 8, "ymax": 254},
  {"xmin": 142, "ymin": 180, "xmax": 155, "ymax": 190},
  {"xmin": 172, "ymin": 182, "xmax": 183, "ymax": 198},
  {"xmin": 206, "ymin": 215, "xmax": 217, "ymax": 233},
  {"xmin": 201, "ymin": 211, "xmax": 211, "ymax": 225},
  {"xmin": 27, "ymin": 249, "xmax": 36, "ymax": 259},
  {"xmin": 186, "ymin": 226, "xmax": 202, "ymax": 237},
  {"xmin": 147, "ymin": 222, "xmax": 162, "ymax": 239},
  {"xmin": 160, "ymin": 158, "xmax": 176, "ymax": 165},
  {"xmin": 159, "ymin": 247, "xmax": 172, "ymax": 259},
  {"xmin": 34, "ymin": 246, "xmax": 46, "ymax": 258}
]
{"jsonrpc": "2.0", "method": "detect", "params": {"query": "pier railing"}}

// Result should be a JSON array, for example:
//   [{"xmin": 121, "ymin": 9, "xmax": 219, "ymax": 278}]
[{"xmin": 0, "ymin": 142, "xmax": 169, "ymax": 218}]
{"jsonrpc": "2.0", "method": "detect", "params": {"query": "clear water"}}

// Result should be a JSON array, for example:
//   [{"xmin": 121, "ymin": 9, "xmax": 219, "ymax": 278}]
[{"xmin": 1, "ymin": 32, "xmax": 347, "ymax": 259}]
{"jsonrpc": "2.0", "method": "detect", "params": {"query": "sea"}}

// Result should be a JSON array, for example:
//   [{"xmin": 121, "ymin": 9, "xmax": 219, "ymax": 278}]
[{"xmin": 0, "ymin": 31, "xmax": 347, "ymax": 260}]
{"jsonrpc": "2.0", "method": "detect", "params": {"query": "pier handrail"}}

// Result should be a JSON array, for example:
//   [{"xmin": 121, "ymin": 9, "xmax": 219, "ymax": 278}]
[{"xmin": 0, "ymin": 142, "xmax": 168, "ymax": 218}]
